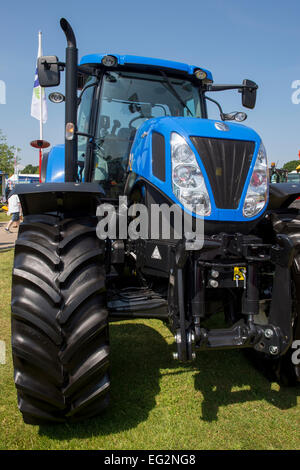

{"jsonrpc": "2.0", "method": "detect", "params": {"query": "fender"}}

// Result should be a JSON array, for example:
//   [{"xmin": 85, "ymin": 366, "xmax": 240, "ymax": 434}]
[
  {"xmin": 41, "ymin": 144, "xmax": 65, "ymax": 183},
  {"xmin": 13, "ymin": 182, "xmax": 104, "ymax": 216},
  {"xmin": 268, "ymin": 182, "xmax": 300, "ymax": 209}
]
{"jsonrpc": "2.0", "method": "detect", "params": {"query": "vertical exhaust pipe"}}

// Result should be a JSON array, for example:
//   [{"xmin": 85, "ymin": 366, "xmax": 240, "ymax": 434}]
[{"xmin": 60, "ymin": 18, "xmax": 78, "ymax": 182}]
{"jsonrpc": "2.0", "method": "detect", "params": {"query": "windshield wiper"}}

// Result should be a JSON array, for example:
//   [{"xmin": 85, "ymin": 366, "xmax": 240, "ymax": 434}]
[{"xmin": 160, "ymin": 71, "xmax": 193, "ymax": 117}]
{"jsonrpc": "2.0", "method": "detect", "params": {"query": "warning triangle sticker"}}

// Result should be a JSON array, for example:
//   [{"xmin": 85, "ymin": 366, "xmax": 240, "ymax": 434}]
[{"xmin": 151, "ymin": 246, "xmax": 162, "ymax": 260}]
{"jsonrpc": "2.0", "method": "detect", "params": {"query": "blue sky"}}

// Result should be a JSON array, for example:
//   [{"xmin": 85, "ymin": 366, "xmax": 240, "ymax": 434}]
[{"xmin": 1, "ymin": 0, "xmax": 300, "ymax": 167}]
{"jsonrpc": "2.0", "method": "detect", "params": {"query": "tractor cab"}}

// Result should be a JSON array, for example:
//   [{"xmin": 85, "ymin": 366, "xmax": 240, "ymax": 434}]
[
  {"xmin": 42, "ymin": 48, "xmax": 257, "ymax": 205},
  {"xmin": 75, "ymin": 55, "xmax": 209, "ymax": 196}
]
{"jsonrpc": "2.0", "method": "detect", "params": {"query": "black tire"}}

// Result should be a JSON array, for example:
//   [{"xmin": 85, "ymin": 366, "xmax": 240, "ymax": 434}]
[
  {"xmin": 11, "ymin": 213, "xmax": 110, "ymax": 424},
  {"xmin": 269, "ymin": 210, "xmax": 300, "ymax": 386},
  {"xmin": 250, "ymin": 210, "xmax": 300, "ymax": 386}
]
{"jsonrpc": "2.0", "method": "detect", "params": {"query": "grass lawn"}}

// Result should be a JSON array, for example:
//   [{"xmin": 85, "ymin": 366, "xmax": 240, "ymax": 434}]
[
  {"xmin": 0, "ymin": 211, "xmax": 9, "ymax": 223},
  {"xmin": 0, "ymin": 248, "xmax": 299, "ymax": 450}
]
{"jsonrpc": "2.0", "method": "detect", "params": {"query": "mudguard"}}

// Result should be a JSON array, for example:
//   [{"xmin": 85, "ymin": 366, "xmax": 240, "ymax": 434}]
[
  {"xmin": 43, "ymin": 145, "xmax": 65, "ymax": 183},
  {"xmin": 13, "ymin": 183, "xmax": 104, "ymax": 216},
  {"xmin": 268, "ymin": 183, "xmax": 300, "ymax": 210}
]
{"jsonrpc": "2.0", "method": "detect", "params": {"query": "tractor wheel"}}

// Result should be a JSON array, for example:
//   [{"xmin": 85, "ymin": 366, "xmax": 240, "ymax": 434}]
[
  {"xmin": 250, "ymin": 210, "xmax": 300, "ymax": 386},
  {"xmin": 251, "ymin": 276, "xmax": 300, "ymax": 387},
  {"xmin": 11, "ymin": 214, "xmax": 110, "ymax": 424},
  {"xmin": 269, "ymin": 210, "xmax": 300, "ymax": 386}
]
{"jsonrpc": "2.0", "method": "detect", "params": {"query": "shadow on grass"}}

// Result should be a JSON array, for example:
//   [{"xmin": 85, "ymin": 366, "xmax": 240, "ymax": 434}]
[
  {"xmin": 38, "ymin": 321, "xmax": 299, "ymax": 439},
  {"xmin": 193, "ymin": 349, "xmax": 300, "ymax": 422}
]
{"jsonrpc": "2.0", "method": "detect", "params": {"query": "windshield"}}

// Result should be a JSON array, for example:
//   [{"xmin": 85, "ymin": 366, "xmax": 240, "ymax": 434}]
[{"xmin": 92, "ymin": 70, "xmax": 204, "ymax": 193}]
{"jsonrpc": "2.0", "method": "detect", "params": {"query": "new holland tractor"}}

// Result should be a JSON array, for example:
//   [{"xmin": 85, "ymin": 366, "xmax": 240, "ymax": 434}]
[{"xmin": 11, "ymin": 18, "xmax": 300, "ymax": 424}]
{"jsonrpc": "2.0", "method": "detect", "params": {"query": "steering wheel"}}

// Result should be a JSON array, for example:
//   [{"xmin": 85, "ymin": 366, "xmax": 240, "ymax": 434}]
[
  {"xmin": 128, "ymin": 115, "xmax": 153, "ymax": 129},
  {"xmin": 94, "ymin": 138, "xmax": 111, "ymax": 161}
]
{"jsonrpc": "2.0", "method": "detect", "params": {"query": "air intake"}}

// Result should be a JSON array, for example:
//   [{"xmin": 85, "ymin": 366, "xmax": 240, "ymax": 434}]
[{"xmin": 190, "ymin": 137, "xmax": 255, "ymax": 209}]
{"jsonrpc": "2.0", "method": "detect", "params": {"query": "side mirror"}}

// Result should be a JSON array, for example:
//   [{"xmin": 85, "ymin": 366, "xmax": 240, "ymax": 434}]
[
  {"xmin": 37, "ymin": 56, "xmax": 60, "ymax": 87},
  {"xmin": 242, "ymin": 79, "xmax": 257, "ymax": 109}
]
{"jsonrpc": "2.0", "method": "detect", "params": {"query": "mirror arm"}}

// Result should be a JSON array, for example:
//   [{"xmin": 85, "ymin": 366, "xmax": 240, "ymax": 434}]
[
  {"xmin": 40, "ymin": 60, "xmax": 65, "ymax": 71},
  {"xmin": 40, "ymin": 60, "xmax": 65, "ymax": 67},
  {"xmin": 207, "ymin": 84, "xmax": 258, "ymax": 92},
  {"xmin": 204, "ymin": 95, "xmax": 226, "ymax": 120},
  {"xmin": 76, "ymin": 131, "xmax": 94, "ymax": 139}
]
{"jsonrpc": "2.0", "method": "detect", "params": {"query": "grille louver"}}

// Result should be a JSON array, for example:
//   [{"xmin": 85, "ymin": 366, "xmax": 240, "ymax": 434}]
[{"xmin": 190, "ymin": 137, "xmax": 255, "ymax": 209}]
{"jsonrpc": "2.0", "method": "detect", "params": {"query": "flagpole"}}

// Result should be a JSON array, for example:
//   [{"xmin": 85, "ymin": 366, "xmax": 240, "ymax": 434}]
[
  {"xmin": 14, "ymin": 151, "xmax": 18, "ymax": 184},
  {"xmin": 31, "ymin": 30, "xmax": 48, "ymax": 181},
  {"xmin": 38, "ymin": 31, "xmax": 43, "ymax": 180}
]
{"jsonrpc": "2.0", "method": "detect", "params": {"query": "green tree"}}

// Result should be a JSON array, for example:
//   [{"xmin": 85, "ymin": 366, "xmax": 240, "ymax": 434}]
[
  {"xmin": 282, "ymin": 160, "xmax": 300, "ymax": 172},
  {"xmin": 22, "ymin": 164, "xmax": 39, "ymax": 174},
  {"xmin": 0, "ymin": 130, "xmax": 20, "ymax": 175}
]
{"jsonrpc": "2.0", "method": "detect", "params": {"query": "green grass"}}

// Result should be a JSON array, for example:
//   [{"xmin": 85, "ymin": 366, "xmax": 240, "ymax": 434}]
[
  {"xmin": 0, "ymin": 211, "xmax": 9, "ymax": 223},
  {"xmin": 0, "ymin": 249, "xmax": 299, "ymax": 450}
]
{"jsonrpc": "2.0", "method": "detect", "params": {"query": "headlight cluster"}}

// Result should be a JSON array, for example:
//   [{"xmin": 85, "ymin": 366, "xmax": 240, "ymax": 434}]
[
  {"xmin": 243, "ymin": 142, "xmax": 268, "ymax": 218},
  {"xmin": 171, "ymin": 133, "xmax": 211, "ymax": 215}
]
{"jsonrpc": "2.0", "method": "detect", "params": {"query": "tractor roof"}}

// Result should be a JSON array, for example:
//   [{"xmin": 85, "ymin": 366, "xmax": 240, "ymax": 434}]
[{"xmin": 79, "ymin": 54, "xmax": 213, "ymax": 81}]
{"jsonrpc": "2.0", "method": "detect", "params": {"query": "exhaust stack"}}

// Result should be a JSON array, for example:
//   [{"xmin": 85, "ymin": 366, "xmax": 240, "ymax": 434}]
[{"xmin": 60, "ymin": 18, "xmax": 78, "ymax": 182}]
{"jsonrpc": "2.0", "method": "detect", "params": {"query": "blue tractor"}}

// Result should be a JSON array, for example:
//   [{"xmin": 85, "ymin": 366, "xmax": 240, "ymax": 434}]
[{"xmin": 11, "ymin": 19, "xmax": 300, "ymax": 424}]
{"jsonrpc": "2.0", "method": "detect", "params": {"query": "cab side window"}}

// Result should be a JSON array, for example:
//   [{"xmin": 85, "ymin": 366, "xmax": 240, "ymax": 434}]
[{"xmin": 77, "ymin": 80, "xmax": 96, "ymax": 180}]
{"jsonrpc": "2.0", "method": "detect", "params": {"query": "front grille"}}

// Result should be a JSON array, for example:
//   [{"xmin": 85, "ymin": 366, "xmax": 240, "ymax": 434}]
[{"xmin": 190, "ymin": 137, "xmax": 255, "ymax": 209}]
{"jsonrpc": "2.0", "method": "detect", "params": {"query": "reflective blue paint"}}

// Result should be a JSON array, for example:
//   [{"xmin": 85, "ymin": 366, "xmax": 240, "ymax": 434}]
[
  {"xmin": 129, "ymin": 117, "xmax": 267, "ymax": 222},
  {"xmin": 45, "ymin": 120, "xmax": 266, "ymax": 221},
  {"xmin": 79, "ymin": 54, "xmax": 213, "ymax": 81},
  {"xmin": 46, "ymin": 118, "xmax": 267, "ymax": 222},
  {"xmin": 45, "ymin": 145, "xmax": 65, "ymax": 182}
]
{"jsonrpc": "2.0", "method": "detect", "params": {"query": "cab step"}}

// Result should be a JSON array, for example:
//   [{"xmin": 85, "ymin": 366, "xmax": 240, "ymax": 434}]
[{"xmin": 108, "ymin": 287, "xmax": 168, "ymax": 320}]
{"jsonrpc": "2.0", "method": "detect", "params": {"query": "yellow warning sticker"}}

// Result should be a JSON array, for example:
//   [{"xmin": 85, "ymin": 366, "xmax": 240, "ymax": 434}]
[{"xmin": 233, "ymin": 266, "xmax": 246, "ymax": 281}]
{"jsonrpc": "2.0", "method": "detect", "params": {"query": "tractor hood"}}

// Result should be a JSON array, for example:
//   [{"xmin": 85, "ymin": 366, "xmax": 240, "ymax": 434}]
[{"xmin": 129, "ymin": 116, "xmax": 267, "ymax": 223}]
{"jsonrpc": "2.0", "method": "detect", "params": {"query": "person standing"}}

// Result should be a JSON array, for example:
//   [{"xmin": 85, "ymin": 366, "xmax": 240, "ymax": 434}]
[{"xmin": 4, "ymin": 192, "xmax": 21, "ymax": 233}]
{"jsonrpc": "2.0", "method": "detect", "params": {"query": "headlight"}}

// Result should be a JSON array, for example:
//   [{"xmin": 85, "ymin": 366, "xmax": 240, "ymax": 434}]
[
  {"xmin": 173, "ymin": 164, "xmax": 203, "ymax": 188},
  {"xmin": 172, "ymin": 140, "xmax": 195, "ymax": 164},
  {"xmin": 171, "ymin": 133, "xmax": 211, "ymax": 216},
  {"xmin": 243, "ymin": 141, "xmax": 268, "ymax": 218}
]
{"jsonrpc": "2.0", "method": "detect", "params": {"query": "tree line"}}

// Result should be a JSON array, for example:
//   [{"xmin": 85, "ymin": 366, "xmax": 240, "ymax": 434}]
[
  {"xmin": 0, "ymin": 130, "xmax": 20, "ymax": 175},
  {"xmin": 0, "ymin": 130, "xmax": 38, "ymax": 175}
]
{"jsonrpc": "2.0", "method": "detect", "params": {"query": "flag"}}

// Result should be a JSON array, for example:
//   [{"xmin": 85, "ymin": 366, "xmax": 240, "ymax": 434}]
[{"xmin": 31, "ymin": 31, "xmax": 47, "ymax": 124}]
